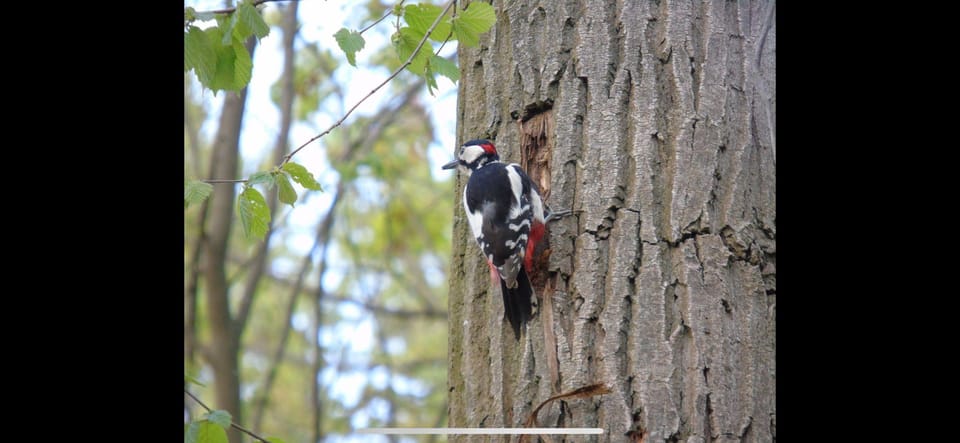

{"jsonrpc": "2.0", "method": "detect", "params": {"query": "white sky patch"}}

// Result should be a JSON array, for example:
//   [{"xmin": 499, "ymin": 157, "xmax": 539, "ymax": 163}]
[
  {"xmin": 419, "ymin": 253, "xmax": 445, "ymax": 287},
  {"xmin": 385, "ymin": 336, "xmax": 406, "ymax": 354},
  {"xmin": 291, "ymin": 311, "xmax": 310, "ymax": 332}
]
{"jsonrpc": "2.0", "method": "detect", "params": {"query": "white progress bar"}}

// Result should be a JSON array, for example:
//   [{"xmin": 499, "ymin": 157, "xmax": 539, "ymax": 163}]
[{"xmin": 357, "ymin": 428, "xmax": 603, "ymax": 435}]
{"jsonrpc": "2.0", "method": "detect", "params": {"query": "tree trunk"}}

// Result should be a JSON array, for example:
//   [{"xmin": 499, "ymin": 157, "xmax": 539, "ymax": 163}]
[
  {"xmin": 448, "ymin": 1, "xmax": 775, "ymax": 442},
  {"xmin": 204, "ymin": 36, "xmax": 257, "ymax": 443}
]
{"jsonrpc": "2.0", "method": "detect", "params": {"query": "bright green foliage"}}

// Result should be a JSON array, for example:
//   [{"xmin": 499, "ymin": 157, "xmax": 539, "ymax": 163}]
[
  {"xmin": 430, "ymin": 54, "xmax": 460, "ymax": 82},
  {"xmin": 238, "ymin": 186, "xmax": 271, "ymax": 239},
  {"xmin": 184, "ymin": 27, "xmax": 216, "ymax": 83},
  {"xmin": 204, "ymin": 410, "xmax": 232, "ymax": 429},
  {"xmin": 276, "ymin": 172, "xmax": 297, "ymax": 206},
  {"xmin": 184, "ymin": 420, "xmax": 227, "ymax": 443},
  {"xmin": 236, "ymin": 1, "xmax": 271, "ymax": 40},
  {"xmin": 213, "ymin": 33, "xmax": 253, "ymax": 92},
  {"xmin": 326, "ymin": 1, "xmax": 497, "ymax": 95},
  {"xmin": 333, "ymin": 28, "xmax": 365, "ymax": 67},
  {"xmin": 392, "ymin": 27, "xmax": 432, "ymax": 80},
  {"xmin": 247, "ymin": 171, "xmax": 276, "ymax": 188},
  {"xmin": 186, "ymin": 0, "xmax": 497, "ymax": 93},
  {"xmin": 183, "ymin": 0, "xmax": 269, "ymax": 93},
  {"xmin": 392, "ymin": 1, "xmax": 495, "ymax": 94},
  {"xmin": 451, "ymin": 2, "xmax": 496, "ymax": 47},
  {"xmin": 282, "ymin": 162, "xmax": 323, "ymax": 191},
  {"xmin": 403, "ymin": 3, "xmax": 452, "ymax": 42},
  {"xmin": 266, "ymin": 438, "xmax": 287, "ymax": 443},
  {"xmin": 234, "ymin": 163, "xmax": 324, "ymax": 239},
  {"xmin": 184, "ymin": 180, "xmax": 213, "ymax": 209}
]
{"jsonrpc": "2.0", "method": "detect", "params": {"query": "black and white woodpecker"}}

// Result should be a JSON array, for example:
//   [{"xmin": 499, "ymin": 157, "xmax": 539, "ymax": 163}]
[{"xmin": 443, "ymin": 139, "xmax": 546, "ymax": 340}]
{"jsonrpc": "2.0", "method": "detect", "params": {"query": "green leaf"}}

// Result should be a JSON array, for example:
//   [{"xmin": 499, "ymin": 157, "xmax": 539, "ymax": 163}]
[
  {"xmin": 197, "ymin": 421, "xmax": 228, "ymax": 443},
  {"xmin": 266, "ymin": 438, "xmax": 288, "ymax": 443},
  {"xmin": 333, "ymin": 28, "xmax": 365, "ymax": 67},
  {"xmin": 403, "ymin": 4, "xmax": 453, "ymax": 42},
  {"xmin": 184, "ymin": 180, "xmax": 214, "ymax": 209},
  {"xmin": 184, "ymin": 421, "xmax": 201, "ymax": 443},
  {"xmin": 452, "ymin": 2, "xmax": 496, "ymax": 47},
  {"xmin": 185, "ymin": 26, "xmax": 215, "ymax": 81},
  {"xmin": 424, "ymin": 62, "xmax": 439, "ymax": 96},
  {"xmin": 393, "ymin": 27, "xmax": 431, "ymax": 76},
  {"xmin": 247, "ymin": 171, "xmax": 276, "ymax": 188},
  {"xmin": 203, "ymin": 28, "xmax": 253, "ymax": 92},
  {"xmin": 205, "ymin": 410, "xmax": 232, "ymax": 429},
  {"xmin": 238, "ymin": 187, "xmax": 271, "ymax": 239},
  {"xmin": 237, "ymin": 0, "xmax": 270, "ymax": 39},
  {"xmin": 282, "ymin": 162, "xmax": 323, "ymax": 191},
  {"xmin": 430, "ymin": 55, "xmax": 460, "ymax": 83},
  {"xmin": 229, "ymin": 36, "xmax": 253, "ymax": 89},
  {"xmin": 277, "ymin": 172, "xmax": 297, "ymax": 206},
  {"xmin": 217, "ymin": 13, "xmax": 237, "ymax": 46},
  {"xmin": 184, "ymin": 373, "xmax": 206, "ymax": 387}
]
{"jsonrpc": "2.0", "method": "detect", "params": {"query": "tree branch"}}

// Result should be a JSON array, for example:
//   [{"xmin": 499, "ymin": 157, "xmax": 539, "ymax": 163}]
[
  {"xmin": 234, "ymin": 0, "xmax": 300, "ymax": 341},
  {"xmin": 184, "ymin": 389, "xmax": 271, "ymax": 443},
  {"xmin": 359, "ymin": 1, "xmax": 404, "ymax": 35},
  {"xmin": 282, "ymin": 0, "xmax": 457, "ymax": 165},
  {"xmin": 253, "ymin": 180, "xmax": 344, "ymax": 432},
  {"xmin": 202, "ymin": 178, "xmax": 247, "ymax": 184},
  {"xmin": 191, "ymin": 0, "xmax": 296, "ymax": 16},
  {"xmin": 261, "ymin": 267, "xmax": 448, "ymax": 320}
]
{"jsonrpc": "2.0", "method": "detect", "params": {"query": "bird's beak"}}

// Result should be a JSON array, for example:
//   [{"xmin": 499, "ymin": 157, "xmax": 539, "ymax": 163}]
[{"xmin": 442, "ymin": 159, "xmax": 459, "ymax": 170}]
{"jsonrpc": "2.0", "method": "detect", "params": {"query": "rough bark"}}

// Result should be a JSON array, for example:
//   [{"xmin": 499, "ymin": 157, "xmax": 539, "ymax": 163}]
[{"xmin": 448, "ymin": 1, "xmax": 775, "ymax": 442}]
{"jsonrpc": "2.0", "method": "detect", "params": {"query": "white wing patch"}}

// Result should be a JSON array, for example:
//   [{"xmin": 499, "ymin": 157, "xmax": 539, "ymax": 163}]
[
  {"xmin": 508, "ymin": 219, "xmax": 531, "ymax": 232},
  {"xmin": 506, "ymin": 164, "xmax": 525, "ymax": 219},
  {"xmin": 529, "ymin": 186, "xmax": 545, "ymax": 223},
  {"xmin": 463, "ymin": 187, "xmax": 484, "ymax": 241}
]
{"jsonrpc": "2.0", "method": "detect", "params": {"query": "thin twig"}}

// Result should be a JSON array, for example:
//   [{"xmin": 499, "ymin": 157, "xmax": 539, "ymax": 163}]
[
  {"xmin": 282, "ymin": 0, "xmax": 457, "ymax": 165},
  {"xmin": 193, "ymin": 0, "xmax": 295, "ymax": 16},
  {"xmin": 359, "ymin": 1, "xmax": 404, "ymax": 35},
  {"xmin": 184, "ymin": 389, "xmax": 271, "ymax": 443},
  {"xmin": 202, "ymin": 178, "xmax": 248, "ymax": 184},
  {"xmin": 433, "ymin": 3, "xmax": 457, "ymax": 56}
]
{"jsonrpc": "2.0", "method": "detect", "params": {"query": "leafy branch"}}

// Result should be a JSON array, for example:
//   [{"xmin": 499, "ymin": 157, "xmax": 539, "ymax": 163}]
[
  {"xmin": 184, "ymin": 389, "xmax": 280, "ymax": 443},
  {"xmin": 185, "ymin": 0, "xmax": 294, "ymax": 18},
  {"xmin": 184, "ymin": 0, "xmax": 271, "ymax": 93},
  {"xmin": 283, "ymin": 0, "xmax": 457, "ymax": 165},
  {"xmin": 185, "ymin": 0, "xmax": 496, "ymax": 240}
]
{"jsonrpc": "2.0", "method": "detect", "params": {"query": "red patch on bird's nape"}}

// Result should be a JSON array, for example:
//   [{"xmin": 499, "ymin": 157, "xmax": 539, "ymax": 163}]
[
  {"xmin": 481, "ymin": 142, "xmax": 498, "ymax": 155},
  {"xmin": 525, "ymin": 221, "xmax": 546, "ymax": 270}
]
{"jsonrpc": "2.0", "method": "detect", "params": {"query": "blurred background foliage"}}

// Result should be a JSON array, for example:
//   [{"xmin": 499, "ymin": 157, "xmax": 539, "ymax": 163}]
[{"xmin": 184, "ymin": 1, "xmax": 455, "ymax": 441}]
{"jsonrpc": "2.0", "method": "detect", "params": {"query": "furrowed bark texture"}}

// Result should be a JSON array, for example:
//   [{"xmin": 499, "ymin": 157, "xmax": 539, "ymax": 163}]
[{"xmin": 448, "ymin": 1, "xmax": 775, "ymax": 442}]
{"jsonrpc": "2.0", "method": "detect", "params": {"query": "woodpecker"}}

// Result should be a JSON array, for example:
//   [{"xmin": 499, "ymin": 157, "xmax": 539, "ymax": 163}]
[{"xmin": 442, "ymin": 139, "xmax": 546, "ymax": 340}]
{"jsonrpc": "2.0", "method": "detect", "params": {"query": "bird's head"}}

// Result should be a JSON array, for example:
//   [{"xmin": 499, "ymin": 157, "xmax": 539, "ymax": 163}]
[{"xmin": 442, "ymin": 139, "xmax": 500, "ymax": 174}]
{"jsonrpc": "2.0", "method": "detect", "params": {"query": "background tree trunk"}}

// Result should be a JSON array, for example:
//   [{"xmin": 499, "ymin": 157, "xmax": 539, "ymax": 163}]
[
  {"xmin": 203, "ymin": 36, "xmax": 257, "ymax": 443},
  {"xmin": 448, "ymin": 1, "xmax": 775, "ymax": 442}
]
